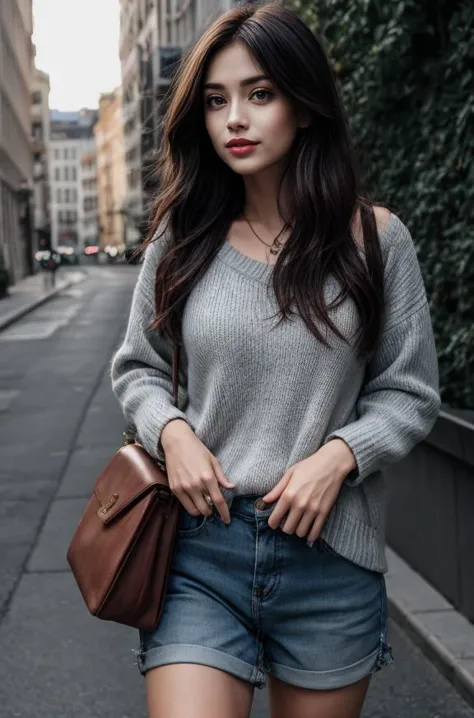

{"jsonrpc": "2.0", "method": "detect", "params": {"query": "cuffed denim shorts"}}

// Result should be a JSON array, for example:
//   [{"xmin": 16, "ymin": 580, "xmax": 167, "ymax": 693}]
[{"xmin": 135, "ymin": 495, "xmax": 394, "ymax": 690}]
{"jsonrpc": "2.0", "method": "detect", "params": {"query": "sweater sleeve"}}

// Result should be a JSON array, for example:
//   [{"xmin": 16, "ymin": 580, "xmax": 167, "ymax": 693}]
[
  {"xmin": 324, "ymin": 216, "xmax": 441, "ymax": 486},
  {"xmin": 110, "ymin": 237, "xmax": 193, "ymax": 466}
]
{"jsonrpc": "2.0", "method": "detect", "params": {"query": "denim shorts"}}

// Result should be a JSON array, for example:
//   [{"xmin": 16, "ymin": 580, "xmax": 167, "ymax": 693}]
[{"xmin": 135, "ymin": 495, "xmax": 394, "ymax": 690}]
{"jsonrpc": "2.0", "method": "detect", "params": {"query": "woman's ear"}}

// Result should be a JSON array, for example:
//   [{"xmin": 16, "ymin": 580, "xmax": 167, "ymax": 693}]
[{"xmin": 297, "ymin": 109, "xmax": 311, "ymax": 129}]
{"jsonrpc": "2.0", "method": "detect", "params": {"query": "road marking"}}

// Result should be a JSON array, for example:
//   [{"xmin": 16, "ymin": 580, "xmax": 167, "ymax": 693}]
[
  {"xmin": 60, "ymin": 288, "xmax": 84, "ymax": 299},
  {"xmin": 0, "ymin": 322, "xmax": 61, "ymax": 340},
  {"xmin": 0, "ymin": 304, "xmax": 83, "ymax": 341}
]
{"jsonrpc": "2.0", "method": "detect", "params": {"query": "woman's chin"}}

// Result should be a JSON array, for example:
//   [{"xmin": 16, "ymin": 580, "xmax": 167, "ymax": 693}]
[{"xmin": 225, "ymin": 157, "xmax": 275, "ymax": 177}]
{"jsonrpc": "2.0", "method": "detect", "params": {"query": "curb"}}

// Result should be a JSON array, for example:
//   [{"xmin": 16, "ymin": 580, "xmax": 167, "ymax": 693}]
[
  {"xmin": 0, "ymin": 272, "xmax": 87, "ymax": 332},
  {"xmin": 386, "ymin": 548, "xmax": 474, "ymax": 709}
]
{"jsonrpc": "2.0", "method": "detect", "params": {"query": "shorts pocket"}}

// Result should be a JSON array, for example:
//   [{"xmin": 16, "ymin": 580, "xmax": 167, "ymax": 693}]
[{"xmin": 177, "ymin": 507, "xmax": 211, "ymax": 537}]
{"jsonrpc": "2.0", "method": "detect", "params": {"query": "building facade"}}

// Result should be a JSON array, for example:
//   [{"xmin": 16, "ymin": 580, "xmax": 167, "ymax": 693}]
[
  {"xmin": 94, "ymin": 90, "xmax": 127, "ymax": 254},
  {"xmin": 80, "ymin": 143, "xmax": 99, "ymax": 249},
  {"xmin": 118, "ymin": 0, "xmax": 242, "ymax": 244},
  {"xmin": 31, "ymin": 68, "xmax": 51, "ymax": 247},
  {"xmin": 49, "ymin": 109, "xmax": 98, "ymax": 250},
  {"xmin": 49, "ymin": 134, "xmax": 81, "ymax": 249},
  {"xmin": 192, "ymin": 0, "xmax": 236, "ymax": 39},
  {"xmin": 0, "ymin": 0, "xmax": 34, "ymax": 283},
  {"xmin": 119, "ymin": 0, "xmax": 150, "ymax": 243},
  {"xmin": 119, "ymin": 0, "xmax": 192, "ymax": 236}
]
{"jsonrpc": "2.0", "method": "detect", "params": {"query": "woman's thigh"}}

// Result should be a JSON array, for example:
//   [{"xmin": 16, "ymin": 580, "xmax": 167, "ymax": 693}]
[
  {"xmin": 268, "ymin": 674, "xmax": 371, "ymax": 718},
  {"xmin": 145, "ymin": 663, "xmax": 254, "ymax": 718}
]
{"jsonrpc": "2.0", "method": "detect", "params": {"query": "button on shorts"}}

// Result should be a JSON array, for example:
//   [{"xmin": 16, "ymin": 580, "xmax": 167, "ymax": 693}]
[{"xmin": 135, "ymin": 495, "xmax": 394, "ymax": 690}]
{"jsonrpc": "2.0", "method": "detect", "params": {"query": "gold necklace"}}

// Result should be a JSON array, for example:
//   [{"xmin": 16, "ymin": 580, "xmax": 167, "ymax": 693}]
[{"xmin": 243, "ymin": 214, "xmax": 287, "ymax": 255}]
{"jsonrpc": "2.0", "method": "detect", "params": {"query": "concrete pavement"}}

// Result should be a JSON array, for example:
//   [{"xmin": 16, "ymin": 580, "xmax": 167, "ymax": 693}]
[
  {"xmin": 0, "ymin": 264, "xmax": 473, "ymax": 717},
  {"xmin": 386, "ymin": 549, "xmax": 474, "ymax": 709},
  {"xmin": 0, "ymin": 267, "xmax": 86, "ymax": 331}
]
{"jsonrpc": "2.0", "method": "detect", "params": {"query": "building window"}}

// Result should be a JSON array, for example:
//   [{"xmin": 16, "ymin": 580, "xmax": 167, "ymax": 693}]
[
  {"xmin": 54, "ymin": 148, "xmax": 60, "ymax": 159},
  {"xmin": 58, "ymin": 210, "xmax": 63, "ymax": 224},
  {"xmin": 65, "ymin": 189, "xmax": 70, "ymax": 203},
  {"xmin": 84, "ymin": 197, "xmax": 97, "ymax": 211},
  {"xmin": 32, "ymin": 122, "xmax": 43, "ymax": 140},
  {"xmin": 32, "ymin": 90, "xmax": 42, "ymax": 104},
  {"xmin": 72, "ymin": 188, "xmax": 77, "ymax": 202},
  {"xmin": 66, "ymin": 209, "xmax": 77, "ymax": 224},
  {"xmin": 64, "ymin": 167, "xmax": 69, "ymax": 181},
  {"xmin": 72, "ymin": 167, "xmax": 77, "ymax": 181},
  {"xmin": 71, "ymin": 148, "xmax": 76, "ymax": 159},
  {"xmin": 55, "ymin": 167, "xmax": 60, "ymax": 181},
  {"xmin": 64, "ymin": 148, "xmax": 69, "ymax": 159},
  {"xmin": 57, "ymin": 189, "xmax": 62, "ymax": 203}
]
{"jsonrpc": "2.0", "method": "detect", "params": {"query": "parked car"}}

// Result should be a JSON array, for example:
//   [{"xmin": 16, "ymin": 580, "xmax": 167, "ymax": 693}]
[{"xmin": 57, "ymin": 244, "xmax": 80, "ymax": 265}]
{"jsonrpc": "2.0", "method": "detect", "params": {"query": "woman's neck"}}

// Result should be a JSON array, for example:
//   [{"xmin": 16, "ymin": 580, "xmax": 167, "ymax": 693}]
[{"xmin": 242, "ymin": 164, "xmax": 291, "ymax": 231}]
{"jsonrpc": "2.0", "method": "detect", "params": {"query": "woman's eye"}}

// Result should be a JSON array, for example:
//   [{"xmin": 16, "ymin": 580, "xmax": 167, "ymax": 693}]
[
  {"xmin": 205, "ymin": 89, "xmax": 273, "ymax": 108},
  {"xmin": 252, "ymin": 89, "xmax": 273, "ymax": 102},
  {"xmin": 206, "ymin": 95, "xmax": 224, "ymax": 108}
]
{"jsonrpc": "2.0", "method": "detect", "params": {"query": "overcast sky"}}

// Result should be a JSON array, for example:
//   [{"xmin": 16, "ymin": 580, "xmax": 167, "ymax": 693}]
[{"xmin": 33, "ymin": 0, "xmax": 121, "ymax": 111}]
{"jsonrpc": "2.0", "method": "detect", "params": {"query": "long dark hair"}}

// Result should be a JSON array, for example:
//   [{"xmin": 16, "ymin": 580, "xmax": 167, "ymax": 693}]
[{"xmin": 142, "ymin": 0, "xmax": 385, "ymax": 359}]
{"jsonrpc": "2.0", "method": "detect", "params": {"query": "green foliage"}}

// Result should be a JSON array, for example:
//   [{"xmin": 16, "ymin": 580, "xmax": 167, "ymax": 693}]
[{"xmin": 287, "ymin": 0, "xmax": 474, "ymax": 407}]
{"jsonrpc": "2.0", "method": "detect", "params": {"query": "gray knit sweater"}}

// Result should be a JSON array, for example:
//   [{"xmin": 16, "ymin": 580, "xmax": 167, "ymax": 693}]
[{"xmin": 110, "ymin": 212, "xmax": 440, "ymax": 573}]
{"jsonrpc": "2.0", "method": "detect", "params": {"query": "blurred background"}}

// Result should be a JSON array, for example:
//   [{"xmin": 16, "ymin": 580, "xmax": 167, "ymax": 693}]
[{"xmin": 0, "ymin": 1, "xmax": 473, "ymax": 716}]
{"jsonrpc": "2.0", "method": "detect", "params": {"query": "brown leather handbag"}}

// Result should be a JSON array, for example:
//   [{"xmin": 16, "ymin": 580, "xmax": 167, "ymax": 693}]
[{"xmin": 67, "ymin": 345, "xmax": 182, "ymax": 631}]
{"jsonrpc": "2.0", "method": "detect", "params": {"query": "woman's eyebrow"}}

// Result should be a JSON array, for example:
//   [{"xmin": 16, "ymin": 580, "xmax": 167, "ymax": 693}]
[{"xmin": 203, "ymin": 74, "xmax": 269, "ymax": 90}]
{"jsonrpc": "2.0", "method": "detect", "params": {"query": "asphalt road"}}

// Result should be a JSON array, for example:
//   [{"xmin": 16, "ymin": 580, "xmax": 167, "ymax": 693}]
[{"xmin": 0, "ymin": 264, "xmax": 472, "ymax": 718}]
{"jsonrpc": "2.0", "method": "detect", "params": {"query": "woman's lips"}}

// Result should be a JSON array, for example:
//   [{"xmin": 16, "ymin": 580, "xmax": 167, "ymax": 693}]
[{"xmin": 227, "ymin": 143, "xmax": 259, "ymax": 156}]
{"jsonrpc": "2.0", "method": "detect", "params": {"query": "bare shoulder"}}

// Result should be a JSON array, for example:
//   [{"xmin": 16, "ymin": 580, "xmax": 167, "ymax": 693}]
[
  {"xmin": 373, "ymin": 205, "xmax": 392, "ymax": 234},
  {"xmin": 351, "ymin": 205, "xmax": 393, "ymax": 247}
]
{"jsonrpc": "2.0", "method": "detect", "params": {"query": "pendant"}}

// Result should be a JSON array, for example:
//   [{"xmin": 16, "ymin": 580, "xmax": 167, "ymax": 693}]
[{"xmin": 270, "ymin": 238, "xmax": 281, "ymax": 255}]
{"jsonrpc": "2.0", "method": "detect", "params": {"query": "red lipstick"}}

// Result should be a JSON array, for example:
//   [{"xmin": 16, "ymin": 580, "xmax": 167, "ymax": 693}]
[
  {"xmin": 228, "ymin": 145, "xmax": 258, "ymax": 156},
  {"xmin": 226, "ymin": 138, "xmax": 260, "ymax": 157}
]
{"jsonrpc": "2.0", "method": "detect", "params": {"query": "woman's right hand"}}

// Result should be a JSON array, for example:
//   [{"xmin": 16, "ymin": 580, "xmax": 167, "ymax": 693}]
[{"xmin": 160, "ymin": 419, "xmax": 235, "ymax": 524}]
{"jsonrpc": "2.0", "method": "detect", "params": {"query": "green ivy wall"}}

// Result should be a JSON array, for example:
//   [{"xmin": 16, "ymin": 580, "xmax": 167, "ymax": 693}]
[{"xmin": 287, "ymin": 0, "xmax": 473, "ymax": 408}]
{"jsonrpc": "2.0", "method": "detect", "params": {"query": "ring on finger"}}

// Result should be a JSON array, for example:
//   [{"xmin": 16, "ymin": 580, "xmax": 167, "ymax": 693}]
[{"xmin": 203, "ymin": 493, "xmax": 214, "ymax": 510}]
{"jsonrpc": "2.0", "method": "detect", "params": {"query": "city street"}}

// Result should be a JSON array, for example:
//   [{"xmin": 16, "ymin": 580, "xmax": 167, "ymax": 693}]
[{"xmin": 0, "ymin": 264, "xmax": 472, "ymax": 718}]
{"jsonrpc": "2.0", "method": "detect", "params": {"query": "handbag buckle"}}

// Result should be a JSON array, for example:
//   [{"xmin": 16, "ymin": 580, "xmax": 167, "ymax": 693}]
[{"xmin": 97, "ymin": 492, "xmax": 119, "ymax": 517}]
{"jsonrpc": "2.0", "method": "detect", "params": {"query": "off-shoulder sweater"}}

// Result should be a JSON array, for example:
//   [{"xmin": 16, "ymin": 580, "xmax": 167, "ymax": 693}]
[{"xmin": 110, "ymin": 212, "xmax": 440, "ymax": 572}]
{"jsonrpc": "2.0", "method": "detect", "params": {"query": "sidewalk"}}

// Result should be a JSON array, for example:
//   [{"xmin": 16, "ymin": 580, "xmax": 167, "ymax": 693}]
[
  {"xmin": 0, "ymin": 268, "xmax": 86, "ymax": 331},
  {"xmin": 386, "ymin": 547, "xmax": 474, "ymax": 709}
]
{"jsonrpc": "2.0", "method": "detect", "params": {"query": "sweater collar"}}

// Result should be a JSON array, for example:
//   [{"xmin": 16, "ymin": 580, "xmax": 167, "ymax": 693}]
[
  {"xmin": 218, "ymin": 240, "xmax": 274, "ymax": 283},
  {"xmin": 217, "ymin": 211, "xmax": 400, "ymax": 284}
]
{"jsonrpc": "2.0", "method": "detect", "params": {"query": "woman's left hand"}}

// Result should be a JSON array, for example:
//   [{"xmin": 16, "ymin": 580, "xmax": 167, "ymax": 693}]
[{"xmin": 262, "ymin": 439, "xmax": 357, "ymax": 544}]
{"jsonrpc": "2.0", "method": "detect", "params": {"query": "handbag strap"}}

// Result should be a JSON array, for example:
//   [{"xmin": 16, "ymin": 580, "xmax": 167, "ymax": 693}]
[
  {"xmin": 171, "ymin": 342, "xmax": 181, "ymax": 408},
  {"xmin": 123, "ymin": 342, "xmax": 181, "ymax": 445}
]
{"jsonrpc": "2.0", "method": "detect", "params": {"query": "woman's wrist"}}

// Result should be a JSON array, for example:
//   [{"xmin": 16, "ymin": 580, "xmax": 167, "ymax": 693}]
[
  {"xmin": 160, "ymin": 418, "xmax": 193, "ymax": 451},
  {"xmin": 323, "ymin": 438, "xmax": 357, "ymax": 480}
]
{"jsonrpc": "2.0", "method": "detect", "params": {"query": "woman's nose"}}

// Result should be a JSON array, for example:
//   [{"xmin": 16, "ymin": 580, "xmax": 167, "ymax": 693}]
[{"xmin": 226, "ymin": 101, "xmax": 249, "ymax": 131}]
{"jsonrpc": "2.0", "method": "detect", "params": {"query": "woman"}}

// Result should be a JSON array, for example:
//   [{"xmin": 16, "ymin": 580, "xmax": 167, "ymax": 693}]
[{"xmin": 111, "ymin": 3, "xmax": 440, "ymax": 716}]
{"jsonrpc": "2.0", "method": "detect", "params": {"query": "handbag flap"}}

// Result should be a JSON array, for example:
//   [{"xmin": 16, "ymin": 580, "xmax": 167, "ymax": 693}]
[{"xmin": 94, "ymin": 443, "xmax": 171, "ymax": 525}]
